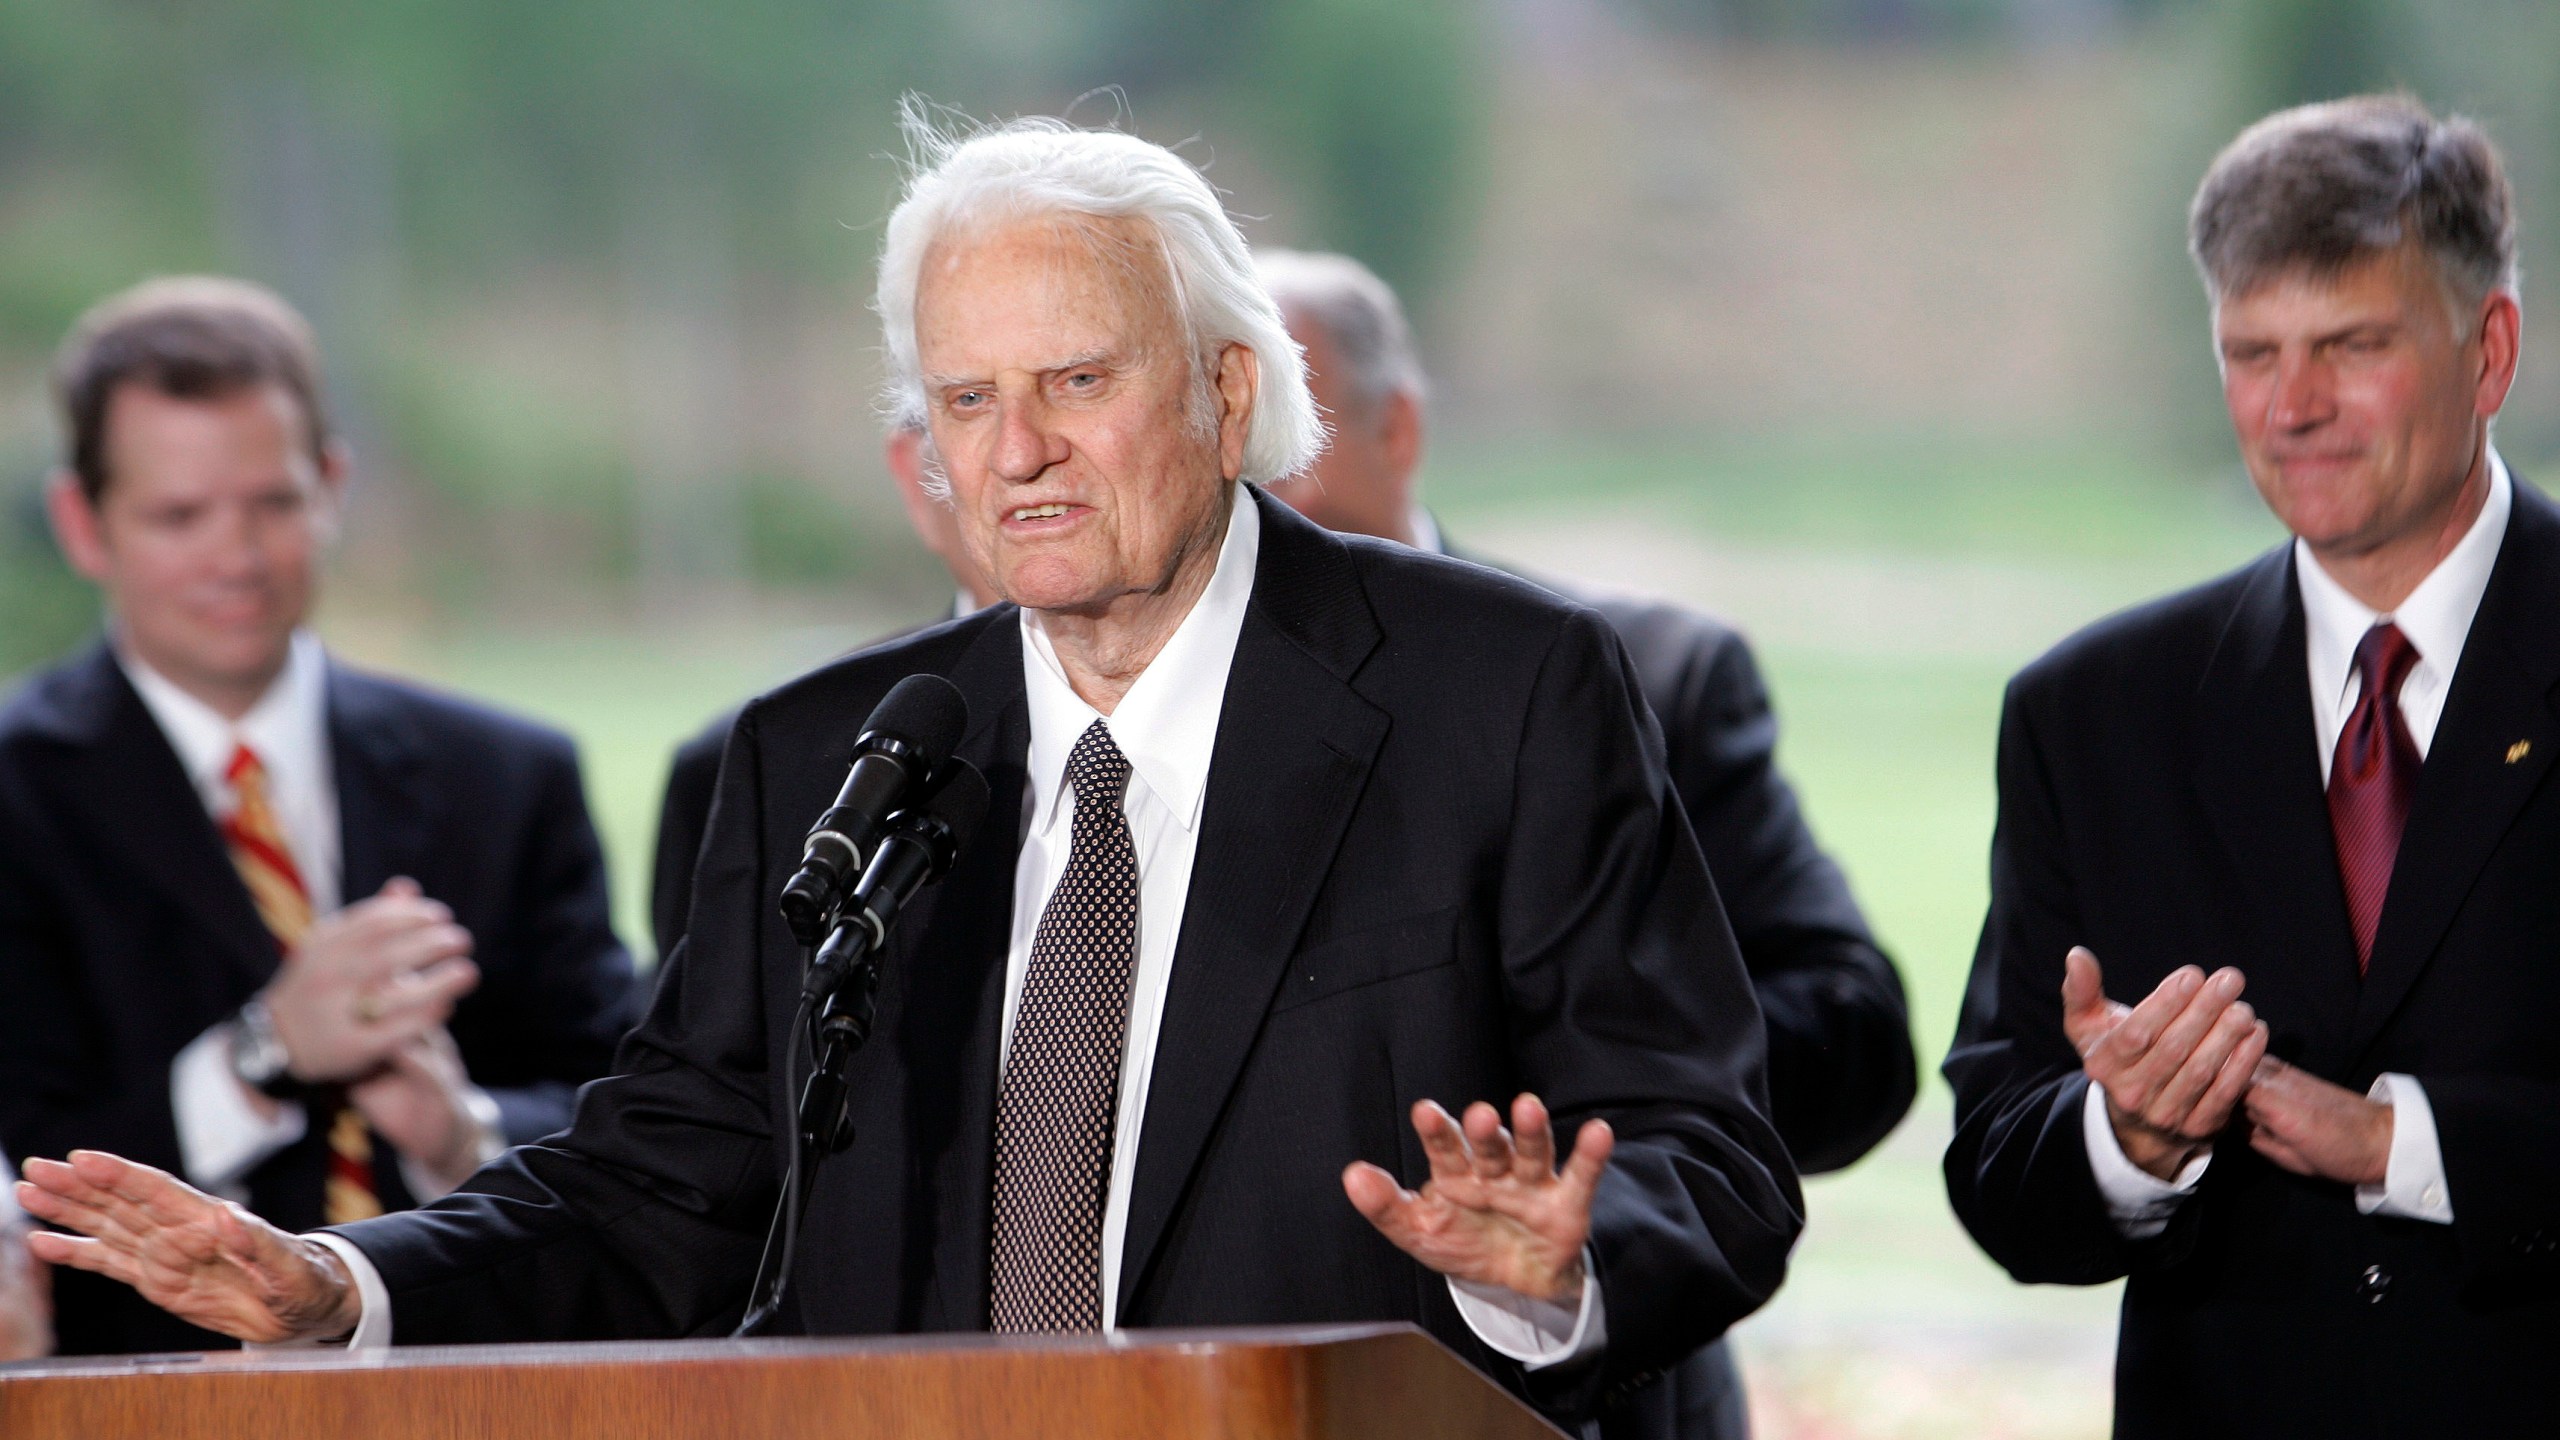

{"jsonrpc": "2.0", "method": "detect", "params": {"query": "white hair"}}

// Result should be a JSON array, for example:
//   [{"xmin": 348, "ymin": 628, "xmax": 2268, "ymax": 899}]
[
  {"xmin": 875, "ymin": 105, "xmax": 1324, "ymax": 488},
  {"xmin": 1254, "ymin": 248, "xmax": 1431, "ymax": 420}
]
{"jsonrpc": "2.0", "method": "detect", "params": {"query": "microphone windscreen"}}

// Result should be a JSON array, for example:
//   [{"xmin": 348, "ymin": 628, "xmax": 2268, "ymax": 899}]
[
  {"xmin": 923, "ymin": 757, "xmax": 993, "ymax": 852},
  {"xmin": 867, "ymin": 674, "xmax": 970, "ymax": 761}
]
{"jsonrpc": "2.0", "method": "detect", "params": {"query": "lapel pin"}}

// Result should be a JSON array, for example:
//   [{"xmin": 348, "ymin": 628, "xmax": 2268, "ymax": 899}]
[{"xmin": 2508, "ymin": 740, "xmax": 2533, "ymax": 764}]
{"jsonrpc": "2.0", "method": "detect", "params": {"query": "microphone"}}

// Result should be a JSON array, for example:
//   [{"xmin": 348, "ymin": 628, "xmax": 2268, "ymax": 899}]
[
  {"xmin": 800, "ymin": 759, "xmax": 991, "ymax": 1009},
  {"xmin": 778, "ymin": 674, "xmax": 969, "ymax": 946}
]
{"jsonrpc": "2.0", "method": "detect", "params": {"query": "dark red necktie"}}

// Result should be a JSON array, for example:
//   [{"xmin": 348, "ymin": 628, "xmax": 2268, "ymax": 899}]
[{"xmin": 2327, "ymin": 622, "xmax": 2422, "ymax": 974}]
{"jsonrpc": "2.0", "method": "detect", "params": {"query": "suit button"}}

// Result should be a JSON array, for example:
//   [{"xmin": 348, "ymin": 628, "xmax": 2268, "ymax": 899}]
[{"xmin": 2360, "ymin": 1264, "xmax": 2391, "ymax": 1303}]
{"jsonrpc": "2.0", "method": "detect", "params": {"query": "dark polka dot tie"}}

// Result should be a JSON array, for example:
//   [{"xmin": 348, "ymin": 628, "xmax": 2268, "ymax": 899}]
[{"xmin": 989, "ymin": 720, "xmax": 1141, "ymax": 1332}]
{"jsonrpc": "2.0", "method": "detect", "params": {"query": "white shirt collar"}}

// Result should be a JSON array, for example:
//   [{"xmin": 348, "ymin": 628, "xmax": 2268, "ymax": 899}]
[
  {"xmin": 1020, "ymin": 485, "xmax": 1260, "ymax": 841},
  {"xmin": 118, "ymin": 629, "xmax": 332, "ymax": 811},
  {"xmin": 2297, "ymin": 449, "xmax": 2512, "ymax": 714},
  {"xmin": 1407, "ymin": 504, "xmax": 1445, "ymax": 556}
]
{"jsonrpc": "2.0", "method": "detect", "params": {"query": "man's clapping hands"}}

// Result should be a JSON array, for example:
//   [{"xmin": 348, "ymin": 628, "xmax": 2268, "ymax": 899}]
[{"xmin": 2065, "ymin": 947, "xmax": 2392, "ymax": 1186}]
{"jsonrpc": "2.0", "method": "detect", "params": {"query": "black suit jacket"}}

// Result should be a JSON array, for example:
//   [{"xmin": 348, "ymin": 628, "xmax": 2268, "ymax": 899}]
[
  {"xmin": 1943, "ymin": 480, "xmax": 2560, "ymax": 1437},
  {"xmin": 335, "ymin": 490, "xmax": 1803, "ymax": 1431},
  {"xmin": 0, "ymin": 644, "xmax": 641, "ymax": 1355}
]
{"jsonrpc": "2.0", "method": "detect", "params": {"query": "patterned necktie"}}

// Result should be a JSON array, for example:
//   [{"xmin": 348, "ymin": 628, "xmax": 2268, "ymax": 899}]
[
  {"xmin": 988, "ymin": 721, "xmax": 1141, "ymax": 1332},
  {"xmin": 2326, "ymin": 623, "xmax": 2423, "ymax": 975},
  {"xmin": 221, "ymin": 744, "xmax": 381, "ymax": 1224}
]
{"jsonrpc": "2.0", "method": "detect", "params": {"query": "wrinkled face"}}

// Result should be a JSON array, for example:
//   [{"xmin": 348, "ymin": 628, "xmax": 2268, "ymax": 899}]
[
  {"xmin": 55, "ymin": 383, "xmax": 335, "ymax": 705},
  {"xmin": 2216, "ymin": 245, "xmax": 2502, "ymax": 556},
  {"xmin": 915, "ymin": 216, "xmax": 1240, "ymax": 616}
]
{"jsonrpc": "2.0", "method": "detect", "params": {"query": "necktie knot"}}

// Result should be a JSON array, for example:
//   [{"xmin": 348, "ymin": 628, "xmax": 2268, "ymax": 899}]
[
  {"xmin": 2354, "ymin": 622, "xmax": 2421, "ymax": 708},
  {"xmin": 1066, "ymin": 721, "xmax": 1132, "ymax": 803},
  {"xmin": 225, "ymin": 742, "xmax": 268, "ymax": 791}
]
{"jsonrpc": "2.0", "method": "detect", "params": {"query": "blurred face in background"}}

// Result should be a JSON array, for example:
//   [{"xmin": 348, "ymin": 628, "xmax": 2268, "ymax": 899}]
[
  {"xmin": 2214, "ymin": 242, "xmax": 2518, "ymax": 564},
  {"xmin": 914, "ymin": 215, "xmax": 1252, "ymax": 619},
  {"xmin": 48, "ymin": 383, "xmax": 341, "ymax": 717},
  {"xmin": 1273, "ymin": 305, "xmax": 1423, "ymax": 544}
]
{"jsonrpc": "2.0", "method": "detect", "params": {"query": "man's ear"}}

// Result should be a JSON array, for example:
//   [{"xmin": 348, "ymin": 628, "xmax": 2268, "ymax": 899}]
[
  {"xmin": 310, "ymin": 439, "xmax": 352, "ymax": 542},
  {"xmin": 1215, "ymin": 342, "xmax": 1260, "ymax": 482},
  {"xmin": 1381, "ymin": 389, "xmax": 1424, "ymax": 488},
  {"xmin": 2474, "ymin": 289, "xmax": 2523, "ymax": 420},
  {"xmin": 45, "ymin": 471, "xmax": 113, "ymax": 583}
]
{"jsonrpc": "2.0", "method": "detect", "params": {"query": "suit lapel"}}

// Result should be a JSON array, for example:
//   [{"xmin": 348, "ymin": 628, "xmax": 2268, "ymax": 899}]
[
  {"xmin": 2350, "ymin": 481, "xmax": 2560, "ymax": 1059},
  {"xmin": 902, "ymin": 613, "xmax": 1028, "ymax": 1332},
  {"xmin": 45, "ymin": 645, "xmax": 279, "ymax": 986},
  {"xmin": 327, "ymin": 664, "xmax": 435, "ymax": 903},
  {"xmin": 1116, "ymin": 493, "xmax": 1388, "ymax": 1318},
  {"xmin": 2192, "ymin": 551, "xmax": 2364, "ymax": 1075}
]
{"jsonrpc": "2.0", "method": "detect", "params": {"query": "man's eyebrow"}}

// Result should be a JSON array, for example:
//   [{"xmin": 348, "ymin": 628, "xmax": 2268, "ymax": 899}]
[{"xmin": 922, "ymin": 349, "xmax": 1125, "ymax": 391}]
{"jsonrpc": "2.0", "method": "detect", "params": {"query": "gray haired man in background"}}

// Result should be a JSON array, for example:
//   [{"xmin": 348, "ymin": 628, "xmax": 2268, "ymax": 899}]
[{"xmin": 1258, "ymin": 248, "xmax": 1917, "ymax": 1440}]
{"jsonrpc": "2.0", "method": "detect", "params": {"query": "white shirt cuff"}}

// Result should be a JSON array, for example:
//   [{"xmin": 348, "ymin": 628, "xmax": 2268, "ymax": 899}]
[
  {"xmin": 1448, "ymin": 1249, "xmax": 1607, "ymax": 1370},
  {"xmin": 2083, "ymin": 1080, "xmax": 2208, "ymax": 1238},
  {"xmin": 393, "ymin": 1086, "xmax": 506, "ymax": 1203},
  {"xmin": 172, "ymin": 1024, "xmax": 307, "ymax": 1200},
  {"xmin": 246, "ymin": 1232, "xmax": 395, "ymax": 1351},
  {"xmin": 2356, "ymin": 1073, "xmax": 2454, "ymax": 1224}
]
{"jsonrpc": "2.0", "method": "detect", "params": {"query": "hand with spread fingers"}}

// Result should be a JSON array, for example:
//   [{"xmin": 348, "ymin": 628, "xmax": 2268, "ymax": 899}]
[
  {"xmin": 266, "ymin": 877, "xmax": 480, "ymax": 1086},
  {"xmin": 2062, "ymin": 947, "xmax": 2269, "ymax": 1181},
  {"xmin": 1342, "ymin": 1093, "xmax": 1613, "ymax": 1304},
  {"xmin": 13, "ymin": 1152, "xmax": 358, "ymax": 1345},
  {"xmin": 2243, "ymin": 1055, "xmax": 2393, "ymax": 1185}
]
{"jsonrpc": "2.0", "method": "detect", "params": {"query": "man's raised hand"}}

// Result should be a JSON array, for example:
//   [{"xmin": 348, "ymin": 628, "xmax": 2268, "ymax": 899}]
[
  {"xmin": 1342, "ymin": 1093, "xmax": 1611, "ymax": 1304},
  {"xmin": 2062, "ymin": 947, "xmax": 2268, "ymax": 1181},
  {"xmin": 14, "ymin": 1151, "xmax": 358, "ymax": 1344}
]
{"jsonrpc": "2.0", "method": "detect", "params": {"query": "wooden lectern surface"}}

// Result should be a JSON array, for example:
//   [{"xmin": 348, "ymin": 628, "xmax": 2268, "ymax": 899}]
[{"xmin": 0, "ymin": 1322, "xmax": 1569, "ymax": 1440}]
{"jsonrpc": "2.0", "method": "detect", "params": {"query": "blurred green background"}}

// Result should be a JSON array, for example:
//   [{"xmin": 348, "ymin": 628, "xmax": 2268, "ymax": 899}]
[{"xmin": 4, "ymin": 0, "xmax": 2554, "ymax": 1433}]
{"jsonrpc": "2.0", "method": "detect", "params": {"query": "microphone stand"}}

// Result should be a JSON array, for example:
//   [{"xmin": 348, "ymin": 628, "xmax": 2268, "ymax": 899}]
[
  {"xmin": 732, "ymin": 765, "xmax": 981, "ymax": 1339},
  {"xmin": 732, "ymin": 916, "xmax": 885, "ymax": 1338}
]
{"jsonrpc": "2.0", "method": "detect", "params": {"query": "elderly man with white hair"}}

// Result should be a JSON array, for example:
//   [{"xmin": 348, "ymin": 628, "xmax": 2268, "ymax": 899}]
[{"xmin": 18, "ymin": 115, "xmax": 1799, "ymax": 1432}]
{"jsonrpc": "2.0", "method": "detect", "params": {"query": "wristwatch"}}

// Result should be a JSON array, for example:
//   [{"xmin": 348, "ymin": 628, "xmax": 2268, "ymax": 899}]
[{"xmin": 227, "ymin": 997, "xmax": 305, "ymax": 1100}]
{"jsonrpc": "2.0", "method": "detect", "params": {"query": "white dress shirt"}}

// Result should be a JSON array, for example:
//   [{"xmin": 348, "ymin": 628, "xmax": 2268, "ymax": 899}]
[
  {"xmin": 2089, "ymin": 451, "xmax": 2511, "ymax": 1235},
  {"xmin": 124, "ymin": 631, "xmax": 337, "ymax": 1201},
  {"xmin": 123, "ymin": 630, "xmax": 496, "ymax": 1212}
]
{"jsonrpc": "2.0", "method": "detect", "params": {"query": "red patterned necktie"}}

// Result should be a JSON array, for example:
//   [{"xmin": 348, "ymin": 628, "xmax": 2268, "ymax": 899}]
[
  {"xmin": 2326, "ymin": 623, "xmax": 2422, "ymax": 975},
  {"xmin": 221, "ymin": 744, "xmax": 382, "ymax": 1224},
  {"xmin": 988, "ymin": 721, "xmax": 1140, "ymax": 1333}
]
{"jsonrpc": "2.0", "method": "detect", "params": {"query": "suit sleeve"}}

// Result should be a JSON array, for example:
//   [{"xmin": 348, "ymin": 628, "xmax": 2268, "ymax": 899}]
[
  {"xmin": 0, "ymin": 781, "xmax": 187, "ymax": 1179},
  {"xmin": 1501, "ymin": 608, "xmax": 1803, "ymax": 1412},
  {"xmin": 649, "ymin": 717, "xmax": 731, "ymax": 965},
  {"xmin": 1941, "ymin": 675, "xmax": 2195, "ymax": 1284},
  {"xmin": 331, "ymin": 708, "xmax": 780, "ymax": 1342},
  {"xmin": 471, "ymin": 734, "xmax": 643, "ymax": 1146},
  {"xmin": 2422, "ymin": 1077, "xmax": 2560, "ymax": 1298},
  {"xmin": 1665, "ymin": 628, "xmax": 1915, "ymax": 1174}
]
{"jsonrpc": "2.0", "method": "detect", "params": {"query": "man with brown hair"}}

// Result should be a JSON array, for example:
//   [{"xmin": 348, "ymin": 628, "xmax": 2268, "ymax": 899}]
[
  {"xmin": 1945, "ymin": 95, "xmax": 2560, "ymax": 1435},
  {"xmin": 0, "ymin": 276, "xmax": 638, "ymax": 1354}
]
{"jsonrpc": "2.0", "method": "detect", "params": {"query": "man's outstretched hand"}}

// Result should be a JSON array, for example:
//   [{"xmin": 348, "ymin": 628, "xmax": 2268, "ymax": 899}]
[
  {"xmin": 2062, "ymin": 947, "xmax": 2267, "ymax": 1182},
  {"xmin": 1343, "ymin": 1093, "xmax": 1611, "ymax": 1304},
  {"xmin": 15, "ymin": 1151, "xmax": 358, "ymax": 1344}
]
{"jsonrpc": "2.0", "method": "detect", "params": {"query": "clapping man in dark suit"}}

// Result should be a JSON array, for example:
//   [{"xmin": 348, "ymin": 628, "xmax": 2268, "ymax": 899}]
[
  {"xmin": 1945, "ymin": 96, "xmax": 2560, "ymax": 1436},
  {"xmin": 0, "ymin": 278, "xmax": 639, "ymax": 1354},
  {"xmin": 1257, "ymin": 247, "xmax": 1915, "ymax": 1440},
  {"xmin": 18, "ymin": 118, "xmax": 1800, "ymax": 1436}
]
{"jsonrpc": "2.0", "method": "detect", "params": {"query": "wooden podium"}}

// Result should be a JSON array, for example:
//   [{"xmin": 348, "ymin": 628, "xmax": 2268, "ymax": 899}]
[{"xmin": 0, "ymin": 1323, "xmax": 1567, "ymax": 1440}]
